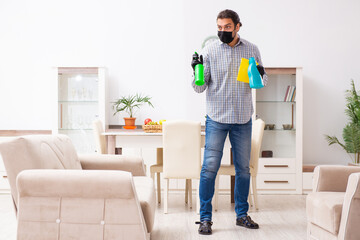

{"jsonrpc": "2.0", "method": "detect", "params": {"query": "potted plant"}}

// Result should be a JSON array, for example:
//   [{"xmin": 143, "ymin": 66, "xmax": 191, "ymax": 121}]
[
  {"xmin": 325, "ymin": 80, "xmax": 360, "ymax": 165},
  {"xmin": 113, "ymin": 94, "xmax": 154, "ymax": 128}
]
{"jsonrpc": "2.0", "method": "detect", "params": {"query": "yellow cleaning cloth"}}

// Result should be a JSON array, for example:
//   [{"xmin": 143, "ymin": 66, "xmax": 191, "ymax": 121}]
[{"xmin": 237, "ymin": 58, "xmax": 258, "ymax": 83}]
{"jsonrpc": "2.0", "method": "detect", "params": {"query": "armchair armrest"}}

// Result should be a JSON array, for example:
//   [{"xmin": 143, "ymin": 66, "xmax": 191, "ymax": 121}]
[
  {"xmin": 338, "ymin": 172, "xmax": 360, "ymax": 240},
  {"xmin": 17, "ymin": 169, "xmax": 136, "ymax": 198},
  {"xmin": 313, "ymin": 165, "xmax": 360, "ymax": 192},
  {"xmin": 78, "ymin": 154, "xmax": 146, "ymax": 176}
]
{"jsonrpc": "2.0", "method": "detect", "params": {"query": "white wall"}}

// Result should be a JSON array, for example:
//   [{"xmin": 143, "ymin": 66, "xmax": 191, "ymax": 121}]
[{"xmin": 1, "ymin": 0, "xmax": 360, "ymax": 165}]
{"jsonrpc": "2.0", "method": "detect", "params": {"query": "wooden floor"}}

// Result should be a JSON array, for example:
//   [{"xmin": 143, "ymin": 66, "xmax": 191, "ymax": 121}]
[
  {"xmin": 0, "ymin": 194, "xmax": 17, "ymax": 240},
  {"xmin": 0, "ymin": 193, "xmax": 307, "ymax": 240}
]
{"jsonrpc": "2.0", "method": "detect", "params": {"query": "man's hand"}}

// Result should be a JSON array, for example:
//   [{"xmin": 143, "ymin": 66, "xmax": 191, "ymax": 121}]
[
  {"xmin": 256, "ymin": 65, "xmax": 265, "ymax": 77},
  {"xmin": 191, "ymin": 55, "xmax": 203, "ymax": 71}
]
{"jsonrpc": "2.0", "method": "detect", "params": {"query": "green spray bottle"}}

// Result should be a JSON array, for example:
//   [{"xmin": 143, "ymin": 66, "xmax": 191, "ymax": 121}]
[{"xmin": 193, "ymin": 52, "xmax": 204, "ymax": 86}]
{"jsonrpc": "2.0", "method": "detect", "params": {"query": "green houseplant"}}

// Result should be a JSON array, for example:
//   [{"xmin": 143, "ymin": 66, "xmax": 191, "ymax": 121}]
[
  {"xmin": 325, "ymin": 80, "xmax": 360, "ymax": 164},
  {"xmin": 113, "ymin": 94, "xmax": 153, "ymax": 127}
]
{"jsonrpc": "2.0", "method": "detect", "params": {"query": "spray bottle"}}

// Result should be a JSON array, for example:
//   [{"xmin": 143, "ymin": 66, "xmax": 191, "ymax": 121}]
[
  {"xmin": 248, "ymin": 57, "xmax": 264, "ymax": 89},
  {"xmin": 193, "ymin": 52, "xmax": 204, "ymax": 86}
]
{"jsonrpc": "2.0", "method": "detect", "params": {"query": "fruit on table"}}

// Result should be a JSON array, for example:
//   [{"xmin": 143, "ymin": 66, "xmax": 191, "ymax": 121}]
[
  {"xmin": 144, "ymin": 118, "xmax": 152, "ymax": 125},
  {"xmin": 147, "ymin": 121, "xmax": 159, "ymax": 125}
]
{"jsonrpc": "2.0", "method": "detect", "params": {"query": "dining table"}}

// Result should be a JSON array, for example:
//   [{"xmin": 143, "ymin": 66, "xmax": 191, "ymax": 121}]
[{"xmin": 102, "ymin": 128, "xmax": 236, "ymax": 202}]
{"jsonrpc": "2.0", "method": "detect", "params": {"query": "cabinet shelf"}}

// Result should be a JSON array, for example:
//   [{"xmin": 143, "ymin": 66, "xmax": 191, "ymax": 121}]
[
  {"xmin": 264, "ymin": 129, "xmax": 296, "ymax": 132},
  {"xmin": 256, "ymin": 101, "xmax": 296, "ymax": 103},
  {"xmin": 58, "ymin": 101, "xmax": 98, "ymax": 103},
  {"xmin": 59, "ymin": 129, "xmax": 93, "ymax": 131}
]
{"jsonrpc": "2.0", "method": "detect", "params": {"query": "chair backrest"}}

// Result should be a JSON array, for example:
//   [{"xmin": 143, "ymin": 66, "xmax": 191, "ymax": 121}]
[
  {"xmin": 0, "ymin": 134, "xmax": 82, "ymax": 209},
  {"xmin": 93, "ymin": 119, "xmax": 107, "ymax": 154},
  {"xmin": 249, "ymin": 119, "xmax": 265, "ymax": 175},
  {"xmin": 162, "ymin": 120, "xmax": 201, "ymax": 179}
]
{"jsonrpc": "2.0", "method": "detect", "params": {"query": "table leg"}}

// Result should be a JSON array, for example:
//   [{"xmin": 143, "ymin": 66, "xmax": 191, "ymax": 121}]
[{"xmin": 115, "ymin": 148, "xmax": 122, "ymax": 155}]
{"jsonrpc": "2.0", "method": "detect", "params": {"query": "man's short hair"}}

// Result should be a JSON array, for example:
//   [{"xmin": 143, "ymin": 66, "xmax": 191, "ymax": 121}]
[{"xmin": 217, "ymin": 9, "xmax": 242, "ymax": 27}]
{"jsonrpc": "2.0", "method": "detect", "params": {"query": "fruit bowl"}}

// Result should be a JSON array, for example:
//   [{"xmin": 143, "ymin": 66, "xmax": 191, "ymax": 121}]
[{"xmin": 142, "ymin": 124, "xmax": 162, "ymax": 133}]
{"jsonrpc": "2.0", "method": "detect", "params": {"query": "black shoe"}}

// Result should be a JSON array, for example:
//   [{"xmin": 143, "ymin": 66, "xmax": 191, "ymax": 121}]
[
  {"xmin": 196, "ymin": 221, "xmax": 213, "ymax": 235},
  {"xmin": 236, "ymin": 215, "xmax": 259, "ymax": 229}
]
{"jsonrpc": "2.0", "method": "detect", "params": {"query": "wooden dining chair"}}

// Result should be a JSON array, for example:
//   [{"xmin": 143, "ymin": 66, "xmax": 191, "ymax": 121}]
[
  {"xmin": 214, "ymin": 118, "xmax": 265, "ymax": 211},
  {"xmin": 162, "ymin": 120, "xmax": 201, "ymax": 214},
  {"xmin": 150, "ymin": 148, "xmax": 163, "ymax": 204},
  {"xmin": 150, "ymin": 149, "xmax": 191, "ymax": 205},
  {"xmin": 92, "ymin": 120, "xmax": 107, "ymax": 154},
  {"xmin": 92, "ymin": 120, "xmax": 122, "ymax": 154}
]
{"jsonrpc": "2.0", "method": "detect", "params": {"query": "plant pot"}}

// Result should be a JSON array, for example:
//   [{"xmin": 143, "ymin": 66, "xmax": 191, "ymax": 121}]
[{"xmin": 124, "ymin": 117, "xmax": 136, "ymax": 127}]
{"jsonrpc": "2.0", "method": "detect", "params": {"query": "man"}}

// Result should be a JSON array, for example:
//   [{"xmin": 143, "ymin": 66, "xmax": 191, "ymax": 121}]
[{"xmin": 191, "ymin": 9, "xmax": 268, "ymax": 235}]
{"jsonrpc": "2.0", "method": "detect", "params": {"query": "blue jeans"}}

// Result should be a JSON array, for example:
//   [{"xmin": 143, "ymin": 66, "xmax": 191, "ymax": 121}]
[{"xmin": 199, "ymin": 116, "xmax": 252, "ymax": 221}]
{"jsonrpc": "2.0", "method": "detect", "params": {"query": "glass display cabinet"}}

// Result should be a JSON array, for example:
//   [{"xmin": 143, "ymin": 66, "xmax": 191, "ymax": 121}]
[{"xmin": 55, "ymin": 67, "xmax": 107, "ymax": 153}]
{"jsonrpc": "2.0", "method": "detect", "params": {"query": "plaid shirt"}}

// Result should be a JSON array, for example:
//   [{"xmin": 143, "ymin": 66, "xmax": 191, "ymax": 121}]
[{"xmin": 192, "ymin": 36, "xmax": 268, "ymax": 124}]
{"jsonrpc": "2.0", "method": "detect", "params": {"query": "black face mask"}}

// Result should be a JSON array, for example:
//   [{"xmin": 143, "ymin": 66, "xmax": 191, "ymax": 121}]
[{"xmin": 218, "ymin": 31, "xmax": 235, "ymax": 44}]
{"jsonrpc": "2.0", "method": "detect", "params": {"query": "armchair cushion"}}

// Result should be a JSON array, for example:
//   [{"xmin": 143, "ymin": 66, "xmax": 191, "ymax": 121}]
[{"xmin": 307, "ymin": 192, "xmax": 345, "ymax": 235}]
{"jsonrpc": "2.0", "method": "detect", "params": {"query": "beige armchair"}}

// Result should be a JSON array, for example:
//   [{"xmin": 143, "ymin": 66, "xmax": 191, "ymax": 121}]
[
  {"xmin": 0, "ymin": 134, "xmax": 155, "ymax": 240},
  {"xmin": 306, "ymin": 165, "xmax": 360, "ymax": 240}
]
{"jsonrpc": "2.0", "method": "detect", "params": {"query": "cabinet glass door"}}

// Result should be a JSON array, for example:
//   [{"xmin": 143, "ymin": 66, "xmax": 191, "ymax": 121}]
[
  {"xmin": 57, "ymin": 67, "xmax": 101, "ymax": 153},
  {"xmin": 256, "ymin": 73, "xmax": 296, "ymax": 158}
]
